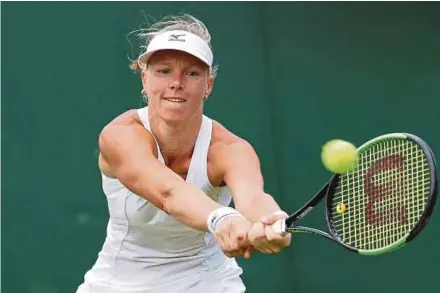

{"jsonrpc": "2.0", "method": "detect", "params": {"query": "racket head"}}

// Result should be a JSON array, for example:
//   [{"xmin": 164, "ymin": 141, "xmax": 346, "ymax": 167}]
[{"xmin": 325, "ymin": 133, "xmax": 438, "ymax": 255}]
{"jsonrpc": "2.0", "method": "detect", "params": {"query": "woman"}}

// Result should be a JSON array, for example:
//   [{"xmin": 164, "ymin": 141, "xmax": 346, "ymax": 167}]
[{"xmin": 76, "ymin": 14, "xmax": 291, "ymax": 293}]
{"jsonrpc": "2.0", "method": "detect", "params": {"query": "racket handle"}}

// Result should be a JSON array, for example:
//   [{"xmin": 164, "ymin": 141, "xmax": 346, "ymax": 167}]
[{"xmin": 272, "ymin": 219, "xmax": 288, "ymax": 236}]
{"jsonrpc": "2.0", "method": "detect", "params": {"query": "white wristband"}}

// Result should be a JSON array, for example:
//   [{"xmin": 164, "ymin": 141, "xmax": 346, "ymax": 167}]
[{"xmin": 207, "ymin": 207, "xmax": 245, "ymax": 234}]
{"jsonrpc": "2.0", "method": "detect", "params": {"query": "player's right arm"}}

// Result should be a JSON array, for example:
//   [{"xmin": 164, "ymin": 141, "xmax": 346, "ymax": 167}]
[{"xmin": 98, "ymin": 110, "xmax": 222, "ymax": 231}]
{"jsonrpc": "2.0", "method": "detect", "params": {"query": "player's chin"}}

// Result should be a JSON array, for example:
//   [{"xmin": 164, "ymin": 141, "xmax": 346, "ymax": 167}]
[
  {"xmin": 160, "ymin": 107, "xmax": 189, "ymax": 121},
  {"xmin": 161, "ymin": 103, "xmax": 201, "ymax": 120}
]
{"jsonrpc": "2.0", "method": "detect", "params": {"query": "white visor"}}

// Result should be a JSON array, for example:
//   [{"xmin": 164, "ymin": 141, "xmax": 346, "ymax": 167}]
[{"xmin": 138, "ymin": 30, "xmax": 213, "ymax": 69}]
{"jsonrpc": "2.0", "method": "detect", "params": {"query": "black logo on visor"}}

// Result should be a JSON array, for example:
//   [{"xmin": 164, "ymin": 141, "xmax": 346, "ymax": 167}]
[{"xmin": 168, "ymin": 34, "xmax": 186, "ymax": 42}]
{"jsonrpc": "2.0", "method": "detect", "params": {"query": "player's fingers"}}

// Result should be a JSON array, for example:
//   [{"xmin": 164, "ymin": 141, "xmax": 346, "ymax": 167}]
[
  {"xmin": 265, "ymin": 224, "xmax": 285, "ymax": 242},
  {"xmin": 224, "ymin": 237, "xmax": 244, "ymax": 258},
  {"xmin": 247, "ymin": 222, "xmax": 265, "ymax": 243},
  {"xmin": 236, "ymin": 231, "xmax": 250, "ymax": 252},
  {"xmin": 232, "ymin": 247, "xmax": 248, "ymax": 257},
  {"xmin": 264, "ymin": 225, "xmax": 291, "ymax": 253},
  {"xmin": 260, "ymin": 211, "xmax": 289, "ymax": 225},
  {"xmin": 244, "ymin": 247, "xmax": 253, "ymax": 259},
  {"xmin": 216, "ymin": 233, "xmax": 228, "ymax": 254},
  {"xmin": 226, "ymin": 220, "xmax": 238, "ymax": 254},
  {"xmin": 215, "ymin": 219, "xmax": 233, "ymax": 255},
  {"xmin": 224, "ymin": 249, "xmax": 240, "ymax": 258},
  {"xmin": 248, "ymin": 222, "xmax": 274, "ymax": 253},
  {"xmin": 228, "ymin": 219, "xmax": 247, "ymax": 252},
  {"xmin": 224, "ymin": 218, "xmax": 249, "ymax": 257},
  {"xmin": 237, "ymin": 229, "xmax": 254, "ymax": 259},
  {"xmin": 251, "ymin": 237, "xmax": 275, "ymax": 254},
  {"xmin": 223, "ymin": 241, "xmax": 238, "ymax": 258},
  {"xmin": 235, "ymin": 224, "xmax": 248, "ymax": 245}
]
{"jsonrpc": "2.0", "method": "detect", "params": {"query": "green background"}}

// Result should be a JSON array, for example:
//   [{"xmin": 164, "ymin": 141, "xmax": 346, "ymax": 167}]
[{"xmin": 2, "ymin": 2, "xmax": 439, "ymax": 293}]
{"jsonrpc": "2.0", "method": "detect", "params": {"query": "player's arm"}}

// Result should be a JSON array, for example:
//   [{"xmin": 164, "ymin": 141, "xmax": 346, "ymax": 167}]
[
  {"xmin": 213, "ymin": 136, "xmax": 283, "ymax": 223},
  {"xmin": 211, "ymin": 122, "xmax": 291, "ymax": 254},
  {"xmin": 98, "ymin": 112, "xmax": 223, "ymax": 231}
]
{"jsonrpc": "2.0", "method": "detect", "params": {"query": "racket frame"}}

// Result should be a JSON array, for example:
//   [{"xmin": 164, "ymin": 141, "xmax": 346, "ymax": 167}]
[{"xmin": 280, "ymin": 133, "xmax": 438, "ymax": 255}]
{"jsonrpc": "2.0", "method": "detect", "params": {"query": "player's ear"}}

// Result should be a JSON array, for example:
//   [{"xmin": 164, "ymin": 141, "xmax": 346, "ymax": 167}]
[
  {"xmin": 141, "ymin": 68, "xmax": 149, "ymax": 90},
  {"xmin": 206, "ymin": 75, "xmax": 214, "ymax": 98}
]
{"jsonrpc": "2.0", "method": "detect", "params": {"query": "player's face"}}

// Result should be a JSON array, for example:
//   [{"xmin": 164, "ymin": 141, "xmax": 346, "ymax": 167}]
[{"xmin": 142, "ymin": 50, "xmax": 214, "ymax": 122}]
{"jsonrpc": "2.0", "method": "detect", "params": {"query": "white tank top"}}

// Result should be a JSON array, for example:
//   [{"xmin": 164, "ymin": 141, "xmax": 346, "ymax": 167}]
[{"xmin": 82, "ymin": 107, "xmax": 240, "ymax": 292}]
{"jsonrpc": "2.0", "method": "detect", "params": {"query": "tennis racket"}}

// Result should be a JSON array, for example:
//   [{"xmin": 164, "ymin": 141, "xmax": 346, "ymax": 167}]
[{"xmin": 272, "ymin": 133, "xmax": 438, "ymax": 255}]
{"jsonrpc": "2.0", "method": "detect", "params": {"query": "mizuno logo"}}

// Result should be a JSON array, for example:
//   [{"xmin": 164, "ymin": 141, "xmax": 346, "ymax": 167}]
[{"xmin": 168, "ymin": 34, "xmax": 186, "ymax": 42}]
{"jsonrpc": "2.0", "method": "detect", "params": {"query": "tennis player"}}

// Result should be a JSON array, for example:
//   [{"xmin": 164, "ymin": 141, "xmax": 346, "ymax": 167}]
[{"xmin": 76, "ymin": 14, "xmax": 291, "ymax": 293}]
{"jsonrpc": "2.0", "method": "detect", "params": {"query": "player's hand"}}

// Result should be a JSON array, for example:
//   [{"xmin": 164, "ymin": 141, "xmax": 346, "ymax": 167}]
[
  {"xmin": 247, "ymin": 211, "xmax": 291, "ymax": 254},
  {"xmin": 214, "ymin": 216, "xmax": 253, "ymax": 259}
]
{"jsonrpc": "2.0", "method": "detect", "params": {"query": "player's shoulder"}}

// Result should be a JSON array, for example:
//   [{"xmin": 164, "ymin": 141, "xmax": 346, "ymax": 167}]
[
  {"xmin": 211, "ymin": 119, "xmax": 245, "ymax": 145},
  {"xmin": 106, "ymin": 109, "xmax": 141, "ymax": 127},
  {"xmin": 209, "ymin": 119, "xmax": 254, "ymax": 154},
  {"xmin": 99, "ymin": 108, "xmax": 150, "ymax": 144}
]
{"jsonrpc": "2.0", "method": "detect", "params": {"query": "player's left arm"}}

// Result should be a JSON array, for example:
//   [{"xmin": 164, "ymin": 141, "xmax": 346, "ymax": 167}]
[
  {"xmin": 212, "ymin": 135, "xmax": 282, "ymax": 223},
  {"xmin": 227, "ymin": 141, "xmax": 281, "ymax": 222},
  {"xmin": 212, "ymin": 135, "xmax": 291, "ymax": 253}
]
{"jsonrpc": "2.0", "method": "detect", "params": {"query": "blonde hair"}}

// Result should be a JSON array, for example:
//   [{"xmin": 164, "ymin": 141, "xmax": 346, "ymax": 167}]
[{"xmin": 130, "ymin": 13, "xmax": 218, "ymax": 78}]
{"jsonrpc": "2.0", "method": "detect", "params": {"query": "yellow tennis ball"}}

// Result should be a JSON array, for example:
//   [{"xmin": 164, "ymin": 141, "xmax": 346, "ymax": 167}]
[
  {"xmin": 336, "ymin": 202, "xmax": 346, "ymax": 214},
  {"xmin": 321, "ymin": 139, "xmax": 358, "ymax": 174}
]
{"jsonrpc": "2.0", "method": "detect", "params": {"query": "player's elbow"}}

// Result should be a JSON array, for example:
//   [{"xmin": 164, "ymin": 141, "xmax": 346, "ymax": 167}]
[
  {"xmin": 161, "ymin": 181, "xmax": 195, "ymax": 216},
  {"xmin": 112, "ymin": 159, "xmax": 178, "ymax": 212},
  {"xmin": 160, "ymin": 183, "xmax": 181, "ymax": 215},
  {"xmin": 98, "ymin": 124, "xmax": 116, "ymax": 154},
  {"xmin": 121, "ymin": 169, "xmax": 169, "ymax": 211}
]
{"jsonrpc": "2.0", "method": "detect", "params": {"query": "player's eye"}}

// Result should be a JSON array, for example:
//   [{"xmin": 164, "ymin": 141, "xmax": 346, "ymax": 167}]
[
  {"xmin": 157, "ymin": 68, "xmax": 171, "ymax": 75},
  {"xmin": 185, "ymin": 70, "xmax": 199, "ymax": 77}
]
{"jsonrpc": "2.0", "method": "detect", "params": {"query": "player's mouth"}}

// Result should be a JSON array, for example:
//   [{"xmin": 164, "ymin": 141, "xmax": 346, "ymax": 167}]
[{"xmin": 163, "ymin": 97, "xmax": 187, "ymax": 103}]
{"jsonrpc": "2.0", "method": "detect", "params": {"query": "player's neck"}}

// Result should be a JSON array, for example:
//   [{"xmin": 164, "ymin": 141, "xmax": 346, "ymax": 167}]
[{"xmin": 149, "ymin": 110, "xmax": 202, "ymax": 160}]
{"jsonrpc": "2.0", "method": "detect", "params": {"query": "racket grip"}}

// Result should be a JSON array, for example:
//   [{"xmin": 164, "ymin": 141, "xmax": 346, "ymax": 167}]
[{"xmin": 271, "ymin": 219, "xmax": 288, "ymax": 236}]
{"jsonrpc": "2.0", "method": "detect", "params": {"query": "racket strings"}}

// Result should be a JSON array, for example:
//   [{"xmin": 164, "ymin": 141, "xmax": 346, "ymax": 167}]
[{"xmin": 330, "ymin": 139, "xmax": 430, "ymax": 250}]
